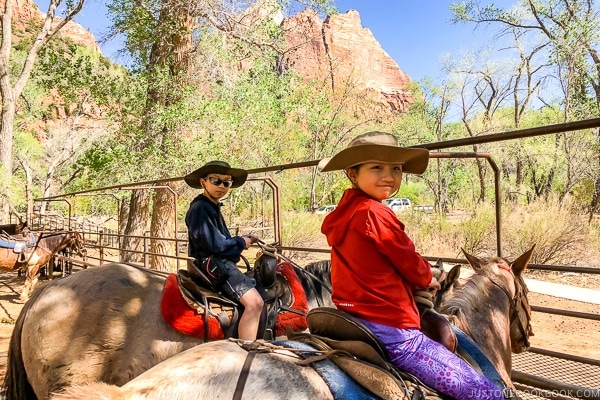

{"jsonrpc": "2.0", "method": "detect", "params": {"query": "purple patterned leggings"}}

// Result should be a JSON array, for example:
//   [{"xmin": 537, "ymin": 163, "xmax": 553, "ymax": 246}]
[{"xmin": 359, "ymin": 319, "xmax": 504, "ymax": 400}]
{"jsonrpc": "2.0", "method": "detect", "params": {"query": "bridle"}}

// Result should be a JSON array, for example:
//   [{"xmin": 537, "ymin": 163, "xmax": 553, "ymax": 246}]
[
  {"xmin": 68, "ymin": 232, "xmax": 88, "ymax": 265},
  {"xmin": 488, "ymin": 261, "xmax": 532, "ymax": 349}
]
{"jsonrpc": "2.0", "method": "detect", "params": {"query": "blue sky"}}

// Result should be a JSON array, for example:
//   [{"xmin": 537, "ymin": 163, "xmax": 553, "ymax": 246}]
[
  {"xmin": 335, "ymin": 0, "xmax": 516, "ymax": 81},
  {"xmin": 36, "ymin": 0, "xmax": 515, "ymax": 82}
]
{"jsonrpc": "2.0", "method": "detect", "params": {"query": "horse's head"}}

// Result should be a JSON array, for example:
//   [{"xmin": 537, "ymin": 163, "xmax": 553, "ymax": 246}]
[
  {"xmin": 462, "ymin": 246, "xmax": 535, "ymax": 354},
  {"xmin": 68, "ymin": 231, "xmax": 87, "ymax": 259}
]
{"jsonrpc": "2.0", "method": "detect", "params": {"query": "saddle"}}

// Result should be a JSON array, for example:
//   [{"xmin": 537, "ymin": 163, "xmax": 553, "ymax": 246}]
[
  {"xmin": 0, "ymin": 230, "xmax": 37, "ymax": 263},
  {"xmin": 299, "ymin": 307, "xmax": 516, "ymax": 400},
  {"xmin": 170, "ymin": 256, "xmax": 308, "ymax": 341},
  {"xmin": 289, "ymin": 307, "xmax": 445, "ymax": 400}
]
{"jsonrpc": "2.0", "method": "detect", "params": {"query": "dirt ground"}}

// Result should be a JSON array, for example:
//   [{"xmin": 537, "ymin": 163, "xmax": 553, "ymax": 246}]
[{"xmin": 0, "ymin": 267, "xmax": 599, "ymax": 382}]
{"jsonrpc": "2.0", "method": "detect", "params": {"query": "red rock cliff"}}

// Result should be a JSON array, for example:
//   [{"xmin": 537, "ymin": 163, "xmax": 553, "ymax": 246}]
[
  {"xmin": 281, "ymin": 9, "xmax": 412, "ymax": 112},
  {"xmin": 10, "ymin": 0, "xmax": 100, "ymax": 52}
]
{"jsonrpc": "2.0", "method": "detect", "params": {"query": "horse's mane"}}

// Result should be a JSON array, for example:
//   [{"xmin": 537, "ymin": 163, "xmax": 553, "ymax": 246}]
[
  {"xmin": 304, "ymin": 260, "xmax": 331, "ymax": 277},
  {"xmin": 300, "ymin": 259, "xmax": 333, "ymax": 307},
  {"xmin": 439, "ymin": 270, "xmax": 493, "ymax": 317},
  {"xmin": 37, "ymin": 231, "xmax": 72, "ymax": 251}
]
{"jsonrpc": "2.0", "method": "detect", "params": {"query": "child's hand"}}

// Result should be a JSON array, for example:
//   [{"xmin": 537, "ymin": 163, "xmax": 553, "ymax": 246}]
[
  {"xmin": 242, "ymin": 235, "xmax": 259, "ymax": 249},
  {"xmin": 427, "ymin": 276, "xmax": 441, "ymax": 292}
]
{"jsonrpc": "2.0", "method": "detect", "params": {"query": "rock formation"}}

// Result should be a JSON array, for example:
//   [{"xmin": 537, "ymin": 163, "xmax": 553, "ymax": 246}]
[
  {"xmin": 10, "ymin": 0, "xmax": 100, "ymax": 52},
  {"xmin": 10, "ymin": 0, "xmax": 411, "ymax": 112},
  {"xmin": 281, "ymin": 9, "xmax": 412, "ymax": 112}
]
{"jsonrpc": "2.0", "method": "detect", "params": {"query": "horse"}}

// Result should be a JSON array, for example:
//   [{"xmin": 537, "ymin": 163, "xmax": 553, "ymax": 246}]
[
  {"xmin": 0, "ymin": 220, "xmax": 27, "ymax": 235},
  {"xmin": 49, "ymin": 247, "xmax": 535, "ymax": 400},
  {"xmin": 437, "ymin": 247, "xmax": 535, "ymax": 392},
  {"xmin": 2, "ymin": 254, "xmax": 334, "ymax": 400},
  {"xmin": 0, "ymin": 231, "xmax": 86, "ymax": 302}
]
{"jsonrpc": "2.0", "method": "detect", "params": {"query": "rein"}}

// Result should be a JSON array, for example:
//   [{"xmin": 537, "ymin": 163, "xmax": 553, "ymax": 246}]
[{"xmin": 487, "ymin": 262, "xmax": 531, "ymax": 348}]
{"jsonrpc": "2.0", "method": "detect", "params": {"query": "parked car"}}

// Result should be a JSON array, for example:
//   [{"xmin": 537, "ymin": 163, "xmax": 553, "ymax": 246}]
[
  {"xmin": 382, "ymin": 198, "xmax": 412, "ymax": 212},
  {"xmin": 315, "ymin": 205, "xmax": 337, "ymax": 214}
]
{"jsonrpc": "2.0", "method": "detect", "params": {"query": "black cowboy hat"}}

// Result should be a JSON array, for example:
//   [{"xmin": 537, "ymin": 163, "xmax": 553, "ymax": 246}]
[{"xmin": 184, "ymin": 161, "xmax": 248, "ymax": 189}]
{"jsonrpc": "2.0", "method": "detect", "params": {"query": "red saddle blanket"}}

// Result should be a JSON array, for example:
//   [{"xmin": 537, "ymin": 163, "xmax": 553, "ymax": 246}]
[{"xmin": 161, "ymin": 261, "xmax": 309, "ymax": 340}]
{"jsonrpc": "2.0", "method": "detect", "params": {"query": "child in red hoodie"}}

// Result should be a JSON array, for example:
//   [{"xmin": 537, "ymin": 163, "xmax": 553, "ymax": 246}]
[{"xmin": 319, "ymin": 131, "xmax": 503, "ymax": 399}]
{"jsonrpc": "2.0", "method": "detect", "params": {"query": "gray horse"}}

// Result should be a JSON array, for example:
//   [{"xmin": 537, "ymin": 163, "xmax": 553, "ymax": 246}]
[
  {"xmin": 3, "ymin": 258, "xmax": 333, "ymax": 400},
  {"xmin": 49, "ymin": 248, "xmax": 534, "ymax": 400}
]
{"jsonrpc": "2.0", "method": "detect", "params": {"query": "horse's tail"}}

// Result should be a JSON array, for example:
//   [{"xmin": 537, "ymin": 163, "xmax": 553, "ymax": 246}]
[{"xmin": 2, "ymin": 285, "xmax": 45, "ymax": 400}]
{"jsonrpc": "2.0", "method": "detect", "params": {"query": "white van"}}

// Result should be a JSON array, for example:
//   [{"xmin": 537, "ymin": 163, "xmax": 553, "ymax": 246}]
[{"xmin": 382, "ymin": 198, "xmax": 412, "ymax": 212}]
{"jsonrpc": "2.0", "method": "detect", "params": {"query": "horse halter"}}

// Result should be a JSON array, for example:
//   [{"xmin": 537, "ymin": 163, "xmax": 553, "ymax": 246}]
[
  {"xmin": 490, "ymin": 261, "xmax": 532, "ymax": 350},
  {"xmin": 70, "ymin": 232, "xmax": 88, "ymax": 264}
]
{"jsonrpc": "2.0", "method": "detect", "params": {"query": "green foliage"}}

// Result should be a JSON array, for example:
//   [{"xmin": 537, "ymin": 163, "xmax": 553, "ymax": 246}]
[{"xmin": 9, "ymin": 0, "xmax": 600, "ymax": 272}]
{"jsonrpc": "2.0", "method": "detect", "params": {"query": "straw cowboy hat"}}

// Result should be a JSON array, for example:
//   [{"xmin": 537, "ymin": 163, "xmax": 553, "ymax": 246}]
[
  {"xmin": 184, "ymin": 161, "xmax": 248, "ymax": 189},
  {"xmin": 318, "ymin": 131, "xmax": 429, "ymax": 174}
]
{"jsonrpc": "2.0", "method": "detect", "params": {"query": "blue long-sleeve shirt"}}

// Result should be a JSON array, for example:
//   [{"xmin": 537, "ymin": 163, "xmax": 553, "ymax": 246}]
[{"xmin": 185, "ymin": 194, "xmax": 246, "ymax": 263}]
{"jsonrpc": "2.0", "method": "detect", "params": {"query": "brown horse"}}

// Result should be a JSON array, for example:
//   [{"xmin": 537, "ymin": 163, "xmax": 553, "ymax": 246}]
[
  {"xmin": 0, "ymin": 231, "xmax": 86, "ymax": 301},
  {"xmin": 0, "ymin": 220, "xmax": 27, "ymax": 235},
  {"xmin": 438, "ymin": 247, "xmax": 535, "ymax": 393},
  {"xmin": 2, "ymin": 257, "xmax": 334, "ymax": 400},
  {"xmin": 49, "ymin": 247, "xmax": 535, "ymax": 400}
]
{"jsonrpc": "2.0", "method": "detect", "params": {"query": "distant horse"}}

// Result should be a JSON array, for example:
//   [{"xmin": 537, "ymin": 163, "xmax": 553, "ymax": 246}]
[
  {"xmin": 2, "ymin": 256, "xmax": 334, "ymax": 400},
  {"xmin": 0, "ymin": 220, "xmax": 28, "ymax": 235},
  {"xmin": 0, "ymin": 231, "xmax": 86, "ymax": 301},
  {"xmin": 50, "ymin": 248, "xmax": 535, "ymax": 400}
]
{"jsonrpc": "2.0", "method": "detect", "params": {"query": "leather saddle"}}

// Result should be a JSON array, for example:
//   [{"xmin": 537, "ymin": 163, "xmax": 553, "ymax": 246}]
[
  {"xmin": 292, "ymin": 307, "xmax": 445, "ymax": 400},
  {"xmin": 178, "ymin": 254, "xmax": 303, "ymax": 340},
  {"xmin": 0, "ymin": 231, "xmax": 36, "ymax": 262},
  {"xmin": 417, "ymin": 302, "xmax": 457, "ymax": 353},
  {"xmin": 300, "ymin": 307, "xmax": 512, "ymax": 400}
]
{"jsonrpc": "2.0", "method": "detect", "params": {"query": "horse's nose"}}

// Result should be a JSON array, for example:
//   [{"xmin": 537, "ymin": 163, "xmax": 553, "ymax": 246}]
[{"xmin": 528, "ymin": 325, "xmax": 535, "ymax": 337}]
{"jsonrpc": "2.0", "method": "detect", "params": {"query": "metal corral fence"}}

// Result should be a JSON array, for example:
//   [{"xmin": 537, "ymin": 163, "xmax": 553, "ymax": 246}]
[{"xmin": 31, "ymin": 118, "xmax": 600, "ymax": 400}]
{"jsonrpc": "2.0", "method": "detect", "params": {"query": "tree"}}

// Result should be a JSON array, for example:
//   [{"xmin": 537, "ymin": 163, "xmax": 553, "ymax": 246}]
[
  {"xmin": 101, "ymin": 0, "xmax": 335, "ymax": 270},
  {"xmin": 451, "ymin": 0, "xmax": 600, "ymax": 218},
  {"xmin": 397, "ymin": 79, "xmax": 456, "ymax": 212},
  {"xmin": 0, "ymin": 0, "xmax": 85, "ymax": 219}
]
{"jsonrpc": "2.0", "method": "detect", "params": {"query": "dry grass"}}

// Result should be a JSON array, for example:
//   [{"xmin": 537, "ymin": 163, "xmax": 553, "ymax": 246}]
[{"xmin": 279, "ymin": 200, "xmax": 600, "ymax": 289}]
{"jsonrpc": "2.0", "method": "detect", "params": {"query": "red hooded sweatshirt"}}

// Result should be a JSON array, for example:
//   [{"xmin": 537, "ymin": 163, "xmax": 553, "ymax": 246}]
[{"xmin": 321, "ymin": 188, "xmax": 432, "ymax": 329}]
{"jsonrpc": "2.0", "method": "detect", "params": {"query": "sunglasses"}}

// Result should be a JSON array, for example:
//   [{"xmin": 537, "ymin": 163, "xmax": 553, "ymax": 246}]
[{"xmin": 206, "ymin": 177, "xmax": 234, "ymax": 188}]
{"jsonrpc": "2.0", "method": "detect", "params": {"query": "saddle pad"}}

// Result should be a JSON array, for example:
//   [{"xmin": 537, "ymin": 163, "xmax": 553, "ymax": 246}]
[
  {"xmin": 160, "ymin": 274, "xmax": 226, "ymax": 340},
  {"xmin": 274, "ymin": 261, "xmax": 309, "ymax": 336},
  {"xmin": 272, "ymin": 340, "xmax": 381, "ymax": 400},
  {"xmin": 161, "ymin": 262, "xmax": 309, "ymax": 339}
]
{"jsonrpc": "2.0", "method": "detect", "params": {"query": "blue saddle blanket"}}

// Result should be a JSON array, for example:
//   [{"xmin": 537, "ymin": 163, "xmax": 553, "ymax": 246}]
[
  {"xmin": 0, "ymin": 232, "xmax": 36, "ymax": 250},
  {"xmin": 273, "ymin": 340, "xmax": 381, "ymax": 400}
]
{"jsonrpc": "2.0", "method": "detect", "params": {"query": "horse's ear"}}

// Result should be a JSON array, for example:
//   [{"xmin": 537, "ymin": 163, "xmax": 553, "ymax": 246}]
[
  {"xmin": 462, "ymin": 248, "xmax": 484, "ymax": 271},
  {"xmin": 511, "ymin": 245, "xmax": 536, "ymax": 276},
  {"xmin": 444, "ymin": 264, "xmax": 461, "ymax": 288},
  {"xmin": 430, "ymin": 259, "xmax": 444, "ymax": 280}
]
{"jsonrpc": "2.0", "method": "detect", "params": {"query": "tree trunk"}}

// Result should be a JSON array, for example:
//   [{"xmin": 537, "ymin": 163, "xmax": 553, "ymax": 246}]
[
  {"xmin": 142, "ymin": 3, "xmax": 192, "ymax": 268},
  {"xmin": 590, "ymin": 129, "xmax": 600, "ymax": 221},
  {"xmin": 472, "ymin": 144, "xmax": 486, "ymax": 203},
  {"xmin": 150, "ymin": 183, "xmax": 177, "ymax": 271},
  {"xmin": 18, "ymin": 160, "xmax": 33, "ymax": 222},
  {"xmin": 121, "ymin": 190, "xmax": 151, "ymax": 262},
  {"xmin": 119, "ymin": 198, "xmax": 130, "ymax": 251}
]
